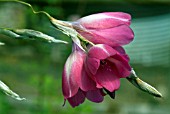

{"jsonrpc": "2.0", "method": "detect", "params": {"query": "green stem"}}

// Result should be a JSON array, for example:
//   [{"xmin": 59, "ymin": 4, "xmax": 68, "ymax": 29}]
[
  {"xmin": 1, "ymin": 0, "xmax": 95, "ymax": 48},
  {"xmin": 1, "ymin": 0, "xmax": 52, "ymax": 19}
]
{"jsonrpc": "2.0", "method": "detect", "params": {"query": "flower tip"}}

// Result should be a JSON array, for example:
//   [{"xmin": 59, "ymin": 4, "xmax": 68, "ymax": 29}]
[
  {"xmin": 135, "ymin": 78, "xmax": 163, "ymax": 98},
  {"xmin": 60, "ymin": 41, "xmax": 69, "ymax": 44},
  {"xmin": 127, "ymin": 69, "xmax": 163, "ymax": 98},
  {"xmin": 0, "ymin": 42, "xmax": 5, "ymax": 45},
  {"xmin": 62, "ymin": 99, "xmax": 66, "ymax": 106},
  {"xmin": 155, "ymin": 92, "xmax": 162, "ymax": 98}
]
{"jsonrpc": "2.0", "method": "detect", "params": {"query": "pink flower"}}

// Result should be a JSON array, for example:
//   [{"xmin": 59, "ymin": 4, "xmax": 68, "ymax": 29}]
[
  {"xmin": 62, "ymin": 43, "xmax": 131, "ymax": 107},
  {"xmin": 62, "ymin": 12, "xmax": 133, "ymax": 107},
  {"xmin": 72, "ymin": 12, "xmax": 134, "ymax": 47},
  {"xmin": 62, "ymin": 43, "xmax": 104, "ymax": 107},
  {"xmin": 85, "ymin": 44, "xmax": 131, "ymax": 92}
]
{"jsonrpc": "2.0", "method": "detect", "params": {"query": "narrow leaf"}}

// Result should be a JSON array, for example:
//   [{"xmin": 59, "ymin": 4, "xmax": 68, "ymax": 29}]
[
  {"xmin": 0, "ymin": 80, "xmax": 25, "ymax": 100},
  {"xmin": 0, "ymin": 28, "xmax": 68, "ymax": 44},
  {"xmin": 1, "ymin": 0, "xmax": 88, "ymax": 49}
]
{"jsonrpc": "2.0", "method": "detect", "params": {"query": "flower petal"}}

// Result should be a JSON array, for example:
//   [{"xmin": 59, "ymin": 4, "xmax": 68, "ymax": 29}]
[
  {"xmin": 94, "ymin": 60, "xmax": 120, "ymax": 92},
  {"xmin": 88, "ymin": 44, "xmax": 117, "ymax": 59},
  {"xmin": 108, "ymin": 54, "xmax": 131, "ymax": 78},
  {"xmin": 76, "ymin": 12, "xmax": 131, "ymax": 29},
  {"xmin": 62, "ymin": 51, "xmax": 85, "ymax": 99},
  {"xmin": 114, "ymin": 46, "xmax": 126, "ymax": 54},
  {"xmin": 86, "ymin": 89, "xmax": 104, "ymax": 103},
  {"xmin": 67, "ymin": 89, "xmax": 85, "ymax": 107},
  {"xmin": 77, "ymin": 25, "xmax": 134, "ymax": 47},
  {"xmin": 79, "ymin": 68, "xmax": 97, "ymax": 91},
  {"xmin": 85, "ymin": 57, "xmax": 100, "ymax": 75},
  {"xmin": 113, "ymin": 46, "xmax": 130, "ymax": 61}
]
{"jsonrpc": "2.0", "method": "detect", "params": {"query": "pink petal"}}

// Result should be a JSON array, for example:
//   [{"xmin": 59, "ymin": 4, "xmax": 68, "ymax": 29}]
[
  {"xmin": 86, "ymin": 89, "xmax": 104, "ymax": 103},
  {"xmin": 94, "ymin": 60, "xmax": 120, "ymax": 92},
  {"xmin": 92, "ymin": 25, "xmax": 134, "ymax": 45},
  {"xmin": 104, "ymin": 12, "xmax": 131, "ymax": 24},
  {"xmin": 114, "ymin": 46, "xmax": 126, "ymax": 54},
  {"xmin": 85, "ymin": 57, "xmax": 100, "ymax": 75},
  {"xmin": 76, "ymin": 12, "xmax": 131, "ymax": 29},
  {"xmin": 108, "ymin": 54, "xmax": 131, "ymax": 78},
  {"xmin": 84, "ymin": 63, "xmax": 103, "ymax": 89},
  {"xmin": 79, "ymin": 67, "xmax": 97, "ymax": 91},
  {"xmin": 88, "ymin": 44, "xmax": 117, "ymax": 59},
  {"xmin": 62, "ymin": 51, "xmax": 85, "ymax": 99},
  {"xmin": 113, "ymin": 46, "xmax": 130, "ymax": 61},
  {"xmin": 67, "ymin": 89, "xmax": 85, "ymax": 107},
  {"xmin": 77, "ymin": 25, "xmax": 134, "ymax": 47}
]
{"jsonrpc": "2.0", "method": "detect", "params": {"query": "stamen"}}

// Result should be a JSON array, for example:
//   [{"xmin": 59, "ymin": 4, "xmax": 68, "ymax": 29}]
[{"xmin": 100, "ymin": 60, "xmax": 107, "ymax": 65}]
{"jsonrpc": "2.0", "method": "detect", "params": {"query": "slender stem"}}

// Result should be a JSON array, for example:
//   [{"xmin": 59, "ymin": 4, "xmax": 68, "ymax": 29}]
[
  {"xmin": 1, "ymin": 0, "xmax": 95, "ymax": 48},
  {"xmin": 1, "ymin": 0, "xmax": 52, "ymax": 19}
]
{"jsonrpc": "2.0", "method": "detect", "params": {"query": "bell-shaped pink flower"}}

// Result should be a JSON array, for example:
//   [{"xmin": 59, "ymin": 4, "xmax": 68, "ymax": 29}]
[
  {"xmin": 62, "ymin": 44, "xmax": 85, "ymax": 99},
  {"xmin": 61, "ymin": 12, "xmax": 134, "ymax": 107},
  {"xmin": 85, "ymin": 44, "xmax": 131, "ymax": 92},
  {"xmin": 62, "ymin": 43, "xmax": 104, "ymax": 107},
  {"xmin": 72, "ymin": 12, "xmax": 134, "ymax": 47}
]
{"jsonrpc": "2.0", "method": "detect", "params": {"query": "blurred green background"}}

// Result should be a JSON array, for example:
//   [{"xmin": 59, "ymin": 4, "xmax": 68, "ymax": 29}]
[{"xmin": 0, "ymin": 0, "xmax": 170, "ymax": 114}]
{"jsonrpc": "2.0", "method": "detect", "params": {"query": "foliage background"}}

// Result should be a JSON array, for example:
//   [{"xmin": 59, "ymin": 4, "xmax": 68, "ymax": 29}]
[{"xmin": 0, "ymin": 0, "xmax": 170, "ymax": 114}]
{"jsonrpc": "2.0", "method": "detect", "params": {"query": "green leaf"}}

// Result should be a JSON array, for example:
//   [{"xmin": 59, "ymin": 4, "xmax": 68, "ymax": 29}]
[
  {"xmin": 0, "ymin": 0, "xmax": 89, "ymax": 49},
  {"xmin": 0, "ymin": 28, "xmax": 68, "ymax": 44},
  {"xmin": 0, "ymin": 80, "xmax": 25, "ymax": 100}
]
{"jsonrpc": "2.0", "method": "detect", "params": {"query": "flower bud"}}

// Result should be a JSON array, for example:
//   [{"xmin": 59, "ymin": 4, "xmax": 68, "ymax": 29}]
[{"xmin": 127, "ymin": 69, "xmax": 162, "ymax": 98}]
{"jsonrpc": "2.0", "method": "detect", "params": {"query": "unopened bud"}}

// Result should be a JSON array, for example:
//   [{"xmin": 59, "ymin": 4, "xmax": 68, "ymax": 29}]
[{"xmin": 126, "ymin": 69, "xmax": 162, "ymax": 98}]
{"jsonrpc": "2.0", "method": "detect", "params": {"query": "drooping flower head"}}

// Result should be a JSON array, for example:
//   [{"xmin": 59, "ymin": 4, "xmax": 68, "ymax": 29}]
[
  {"xmin": 61, "ymin": 12, "xmax": 134, "ymax": 107},
  {"xmin": 62, "ymin": 43, "xmax": 132, "ymax": 107},
  {"xmin": 0, "ymin": 1, "xmax": 162, "ymax": 108},
  {"xmin": 62, "ymin": 43, "xmax": 105, "ymax": 107}
]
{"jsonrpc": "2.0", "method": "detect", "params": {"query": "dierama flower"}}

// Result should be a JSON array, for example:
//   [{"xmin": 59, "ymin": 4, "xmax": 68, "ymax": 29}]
[
  {"xmin": 61, "ymin": 12, "xmax": 133, "ymax": 107},
  {"xmin": 72, "ymin": 12, "xmax": 134, "ymax": 47},
  {"xmin": 62, "ymin": 43, "xmax": 105, "ymax": 107},
  {"xmin": 62, "ymin": 43, "xmax": 85, "ymax": 100},
  {"xmin": 85, "ymin": 44, "xmax": 131, "ymax": 92},
  {"xmin": 0, "ymin": 1, "xmax": 162, "ymax": 108},
  {"xmin": 54, "ymin": 12, "xmax": 162, "ymax": 107},
  {"xmin": 62, "ymin": 42, "xmax": 132, "ymax": 107}
]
